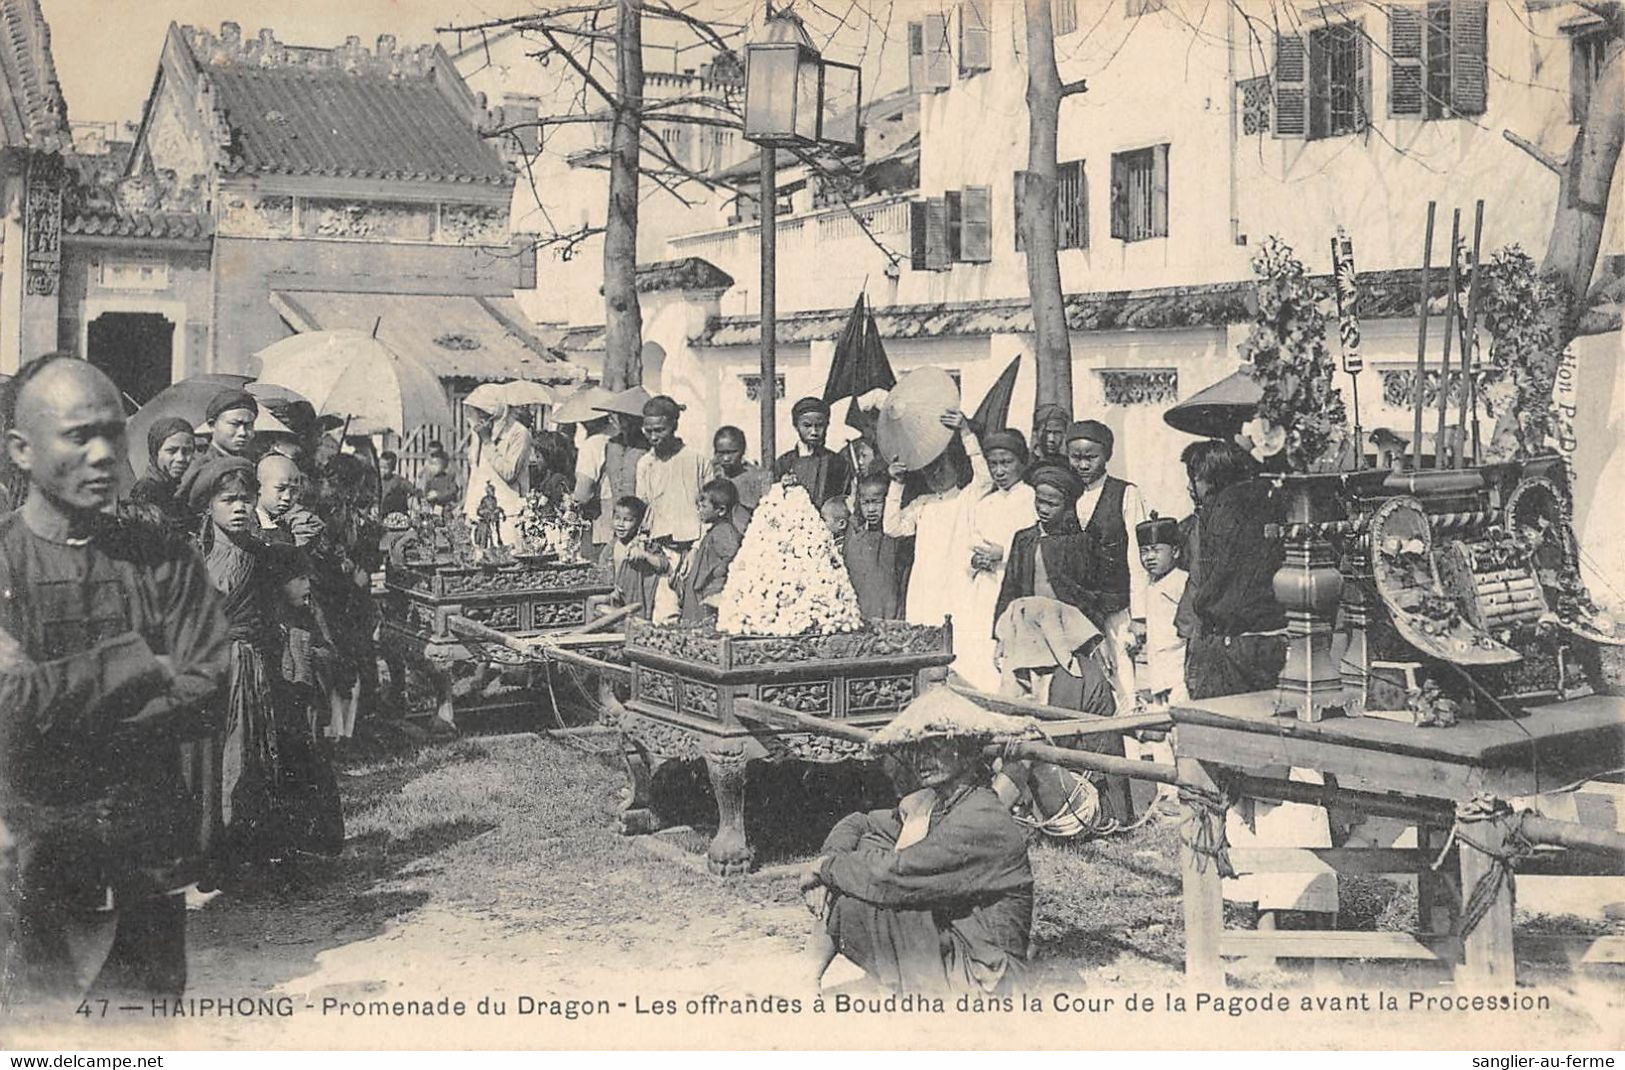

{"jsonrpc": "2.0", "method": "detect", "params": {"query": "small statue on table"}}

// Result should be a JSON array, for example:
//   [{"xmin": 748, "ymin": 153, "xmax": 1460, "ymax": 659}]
[{"xmin": 474, "ymin": 482, "xmax": 506, "ymax": 550}]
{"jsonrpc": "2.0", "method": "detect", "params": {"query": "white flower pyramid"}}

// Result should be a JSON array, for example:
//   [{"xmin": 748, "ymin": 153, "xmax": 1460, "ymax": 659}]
[{"xmin": 715, "ymin": 482, "xmax": 865, "ymax": 637}]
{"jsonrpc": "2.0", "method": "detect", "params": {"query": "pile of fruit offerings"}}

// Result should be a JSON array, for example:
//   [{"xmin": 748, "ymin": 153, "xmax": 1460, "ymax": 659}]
[{"xmin": 715, "ymin": 482, "xmax": 864, "ymax": 637}]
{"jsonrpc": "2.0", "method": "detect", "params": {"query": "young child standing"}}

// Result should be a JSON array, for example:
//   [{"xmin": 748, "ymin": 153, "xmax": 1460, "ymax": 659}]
[
  {"xmin": 679, "ymin": 480, "xmax": 743, "ymax": 624},
  {"xmin": 1133, "ymin": 513, "xmax": 1188, "ymax": 709},
  {"xmin": 599, "ymin": 496, "xmax": 662, "ymax": 620},
  {"xmin": 420, "ymin": 447, "xmax": 460, "ymax": 515},
  {"xmin": 774, "ymin": 397, "xmax": 852, "ymax": 510},
  {"xmin": 843, "ymin": 474, "xmax": 910, "ymax": 621},
  {"xmin": 820, "ymin": 497, "xmax": 851, "ymax": 553}
]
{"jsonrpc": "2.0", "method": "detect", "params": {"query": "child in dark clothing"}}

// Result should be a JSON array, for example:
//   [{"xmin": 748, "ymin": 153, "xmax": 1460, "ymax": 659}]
[
  {"xmin": 598, "ymin": 496, "xmax": 662, "ymax": 620},
  {"xmin": 421, "ymin": 448, "xmax": 460, "ymax": 514},
  {"xmin": 995, "ymin": 464, "xmax": 1127, "ymax": 634},
  {"xmin": 679, "ymin": 480, "xmax": 743, "ymax": 623},
  {"xmin": 842, "ymin": 474, "xmax": 911, "ymax": 621}
]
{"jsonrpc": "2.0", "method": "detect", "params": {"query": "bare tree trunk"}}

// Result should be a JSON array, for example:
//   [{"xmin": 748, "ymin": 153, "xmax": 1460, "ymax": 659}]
[
  {"xmin": 1021, "ymin": 0, "xmax": 1074, "ymax": 417},
  {"xmin": 602, "ymin": 0, "xmax": 644, "ymax": 391},
  {"xmin": 1543, "ymin": 35, "xmax": 1623, "ymax": 330}
]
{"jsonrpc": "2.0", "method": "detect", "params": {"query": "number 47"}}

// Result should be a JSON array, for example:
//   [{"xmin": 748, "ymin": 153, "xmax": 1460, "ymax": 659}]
[{"xmin": 75, "ymin": 999, "xmax": 109, "ymax": 1017}]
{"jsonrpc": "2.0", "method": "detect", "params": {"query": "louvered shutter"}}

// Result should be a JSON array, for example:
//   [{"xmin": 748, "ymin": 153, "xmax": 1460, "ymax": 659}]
[
  {"xmin": 959, "ymin": 0, "xmax": 991, "ymax": 74},
  {"xmin": 1110, "ymin": 153, "xmax": 1128, "ymax": 240},
  {"xmin": 1389, "ymin": 5, "xmax": 1424, "ymax": 116},
  {"xmin": 1150, "ymin": 144, "xmax": 1169, "ymax": 238},
  {"xmin": 1356, "ymin": 23, "xmax": 1373, "ymax": 131},
  {"xmin": 910, "ymin": 200, "xmax": 929, "ymax": 269},
  {"xmin": 924, "ymin": 13, "xmax": 953, "ymax": 90},
  {"xmin": 944, "ymin": 190, "xmax": 964, "ymax": 261},
  {"xmin": 1274, "ymin": 33, "xmax": 1308, "ymax": 137},
  {"xmin": 1052, "ymin": 0, "xmax": 1078, "ymax": 37},
  {"xmin": 926, "ymin": 197, "xmax": 951, "ymax": 270},
  {"xmin": 1448, "ymin": 0, "xmax": 1487, "ymax": 115},
  {"xmin": 1013, "ymin": 171, "xmax": 1026, "ymax": 252},
  {"xmin": 908, "ymin": 22, "xmax": 926, "ymax": 94},
  {"xmin": 961, "ymin": 186, "xmax": 992, "ymax": 262}
]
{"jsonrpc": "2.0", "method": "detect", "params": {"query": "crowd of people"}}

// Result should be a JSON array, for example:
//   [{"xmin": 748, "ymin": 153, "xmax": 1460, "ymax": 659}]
[
  {"xmin": 558, "ymin": 382, "xmax": 1287, "ymax": 728},
  {"xmin": 0, "ymin": 354, "xmax": 416, "ymax": 1008},
  {"xmin": 0, "ymin": 349, "xmax": 1299, "ymax": 1009}
]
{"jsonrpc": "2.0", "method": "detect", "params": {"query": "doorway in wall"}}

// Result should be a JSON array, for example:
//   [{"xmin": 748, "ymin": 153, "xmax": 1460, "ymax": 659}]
[{"xmin": 86, "ymin": 312, "xmax": 174, "ymax": 409}]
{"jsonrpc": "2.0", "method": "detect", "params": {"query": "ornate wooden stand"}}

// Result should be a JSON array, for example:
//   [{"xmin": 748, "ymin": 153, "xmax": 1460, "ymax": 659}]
[
  {"xmin": 376, "ymin": 556, "xmax": 613, "ymax": 724},
  {"xmin": 618, "ymin": 618, "xmax": 955, "ymax": 874}
]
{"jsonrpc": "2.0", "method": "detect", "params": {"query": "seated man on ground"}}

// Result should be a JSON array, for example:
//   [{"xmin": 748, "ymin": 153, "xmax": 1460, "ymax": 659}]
[{"xmin": 799, "ymin": 688, "xmax": 1036, "ymax": 996}]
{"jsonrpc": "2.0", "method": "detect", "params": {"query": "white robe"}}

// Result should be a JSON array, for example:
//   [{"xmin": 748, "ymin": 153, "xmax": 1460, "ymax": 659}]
[
  {"xmin": 961, "ymin": 481, "xmax": 1036, "ymax": 692},
  {"xmin": 463, "ymin": 420, "xmax": 531, "ymax": 546}
]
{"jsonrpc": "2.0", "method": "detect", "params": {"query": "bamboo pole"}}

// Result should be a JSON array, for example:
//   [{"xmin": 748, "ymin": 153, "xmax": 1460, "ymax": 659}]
[
  {"xmin": 1435, "ymin": 208, "xmax": 1461, "ymax": 469},
  {"xmin": 947, "ymin": 683, "xmax": 1172, "ymax": 733},
  {"xmin": 733, "ymin": 697, "xmax": 879, "ymax": 744},
  {"xmin": 1458, "ymin": 200, "xmax": 1486, "ymax": 467},
  {"xmin": 1519, "ymin": 814, "xmax": 1625, "ymax": 860},
  {"xmin": 445, "ymin": 614, "xmax": 631, "ymax": 681},
  {"xmin": 1411, "ymin": 202, "xmax": 1437, "ymax": 471}
]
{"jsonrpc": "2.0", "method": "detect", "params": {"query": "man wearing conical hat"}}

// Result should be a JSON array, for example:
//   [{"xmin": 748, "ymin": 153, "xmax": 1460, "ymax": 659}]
[{"xmin": 800, "ymin": 688, "xmax": 1034, "ymax": 996}]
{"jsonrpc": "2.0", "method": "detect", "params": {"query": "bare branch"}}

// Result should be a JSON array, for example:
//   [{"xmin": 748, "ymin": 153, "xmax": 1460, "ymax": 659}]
[
  {"xmin": 439, "ymin": 6, "xmax": 616, "ymax": 34},
  {"xmin": 1504, "ymin": 129, "xmax": 1564, "ymax": 173},
  {"xmin": 530, "ymin": 224, "xmax": 607, "ymax": 262},
  {"xmin": 643, "ymin": 2, "xmax": 739, "ymax": 54},
  {"xmin": 1059, "ymin": 79, "xmax": 1088, "ymax": 97},
  {"xmin": 536, "ymin": 23, "xmax": 622, "ymax": 110}
]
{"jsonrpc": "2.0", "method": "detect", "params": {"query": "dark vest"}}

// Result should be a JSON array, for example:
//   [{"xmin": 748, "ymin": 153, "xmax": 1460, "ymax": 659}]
[{"xmin": 1081, "ymin": 475, "xmax": 1131, "ymax": 599}]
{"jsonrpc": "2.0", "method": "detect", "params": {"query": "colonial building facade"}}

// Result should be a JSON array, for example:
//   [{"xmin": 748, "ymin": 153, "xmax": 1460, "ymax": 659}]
[{"xmin": 560, "ymin": 0, "xmax": 1622, "ymax": 530}]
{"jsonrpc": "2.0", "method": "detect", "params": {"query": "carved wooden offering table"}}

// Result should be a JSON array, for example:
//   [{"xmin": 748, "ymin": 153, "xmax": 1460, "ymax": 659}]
[
  {"xmin": 377, "ymin": 555, "xmax": 614, "ymax": 724},
  {"xmin": 618, "ymin": 617, "xmax": 955, "ymax": 874}
]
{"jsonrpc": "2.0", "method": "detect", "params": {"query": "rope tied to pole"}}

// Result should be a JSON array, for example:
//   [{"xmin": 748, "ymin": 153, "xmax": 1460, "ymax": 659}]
[
  {"xmin": 1178, "ymin": 777, "xmax": 1239, "ymax": 879},
  {"xmin": 1430, "ymin": 794, "xmax": 1537, "ymax": 939}
]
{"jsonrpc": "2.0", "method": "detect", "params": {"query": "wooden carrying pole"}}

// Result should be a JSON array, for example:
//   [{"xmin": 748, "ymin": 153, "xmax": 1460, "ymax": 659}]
[
  {"xmin": 446, "ymin": 614, "xmax": 631, "ymax": 682},
  {"xmin": 1412, "ymin": 201, "xmax": 1437, "ymax": 470},
  {"xmin": 733, "ymin": 697, "xmax": 1180, "ymax": 784},
  {"xmin": 1435, "ymin": 208, "xmax": 1461, "ymax": 468},
  {"xmin": 1458, "ymin": 200, "xmax": 1486, "ymax": 466}
]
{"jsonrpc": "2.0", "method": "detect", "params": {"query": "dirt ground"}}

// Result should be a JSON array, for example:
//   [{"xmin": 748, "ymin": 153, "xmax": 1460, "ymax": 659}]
[{"xmin": 4, "ymin": 731, "xmax": 1621, "ymax": 1051}]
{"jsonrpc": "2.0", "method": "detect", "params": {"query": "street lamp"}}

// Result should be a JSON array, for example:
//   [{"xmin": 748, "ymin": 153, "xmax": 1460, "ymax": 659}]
[{"xmin": 742, "ymin": 9, "xmax": 861, "ymax": 466}]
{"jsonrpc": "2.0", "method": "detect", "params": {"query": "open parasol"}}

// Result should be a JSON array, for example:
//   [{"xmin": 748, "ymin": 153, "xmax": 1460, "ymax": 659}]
[
  {"xmin": 552, "ymin": 384, "xmax": 614, "ymax": 424},
  {"xmin": 462, "ymin": 382, "xmax": 509, "ymax": 413},
  {"xmin": 1162, "ymin": 367, "xmax": 1261, "ymax": 439},
  {"xmin": 876, "ymin": 367, "xmax": 960, "ymax": 470},
  {"xmin": 127, "ymin": 373, "xmax": 252, "ymax": 478},
  {"xmin": 253, "ymin": 329, "xmax": 454, "ymax": 436},
  {"xmin": 497, "ymin": 379, "xmax": 556, "ymax": 407}
]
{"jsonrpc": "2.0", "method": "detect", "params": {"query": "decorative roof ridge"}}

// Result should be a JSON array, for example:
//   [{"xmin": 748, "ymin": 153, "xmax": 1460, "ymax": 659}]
[
  {"xmin": 0, "ymin": 0, "xmax": 70, "ymax": 150},
  {"xmin": 178, "ymin": 22, "xmax": 440, "ymax": 79}
]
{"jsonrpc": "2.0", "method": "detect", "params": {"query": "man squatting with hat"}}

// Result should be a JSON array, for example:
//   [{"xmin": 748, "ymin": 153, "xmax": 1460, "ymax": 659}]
[
  {"xmin": 635, "ymin": 395, "xmax": 713, "ymax": 623},
  {"xmin": 775, "ymin": 396, "xmax": 853, "ymax": 510},
  {"xmin": 0, "ymin": 355, "xmax": 230, "ymax": 1005},
  {"xmin": 1063, "ymin": 419, "xmax": 1150, "ymax": 714}
]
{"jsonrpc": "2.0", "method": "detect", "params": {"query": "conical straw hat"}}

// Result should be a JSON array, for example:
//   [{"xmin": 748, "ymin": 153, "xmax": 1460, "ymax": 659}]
[
  {"xmin": 868, "ymin": 686, "xmax": 1039, "ymax": 748},
  {"xmin": 876, "ymin": 366, "xmax": 960, "ymax": 471}
]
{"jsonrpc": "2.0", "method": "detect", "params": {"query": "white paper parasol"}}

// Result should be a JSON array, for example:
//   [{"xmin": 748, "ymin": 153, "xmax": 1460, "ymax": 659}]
[{"xmin": 253, "ymin": 329, "xmax": 454, "ymax": 436}]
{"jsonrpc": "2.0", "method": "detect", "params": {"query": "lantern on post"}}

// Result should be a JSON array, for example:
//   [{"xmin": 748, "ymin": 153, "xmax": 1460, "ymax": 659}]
[{"xmin": 743, "ymin": 10, "xmax": 862, "ymax": 466}]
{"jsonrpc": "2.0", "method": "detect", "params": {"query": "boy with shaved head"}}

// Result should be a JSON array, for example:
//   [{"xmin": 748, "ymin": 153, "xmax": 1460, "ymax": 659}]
[{"xmin": 0, "ymin": 355, "xmax": 230, "ymax": 1004}]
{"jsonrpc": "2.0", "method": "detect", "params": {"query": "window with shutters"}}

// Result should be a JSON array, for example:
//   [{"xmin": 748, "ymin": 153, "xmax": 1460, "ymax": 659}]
[
  {"xmin": 959, "ymin": 0, "xmax": 991, "ymax": 75},
  {"xmin": 960, "ymin": 186, "xmax": 993, "ymax": 262},
  {"xmin": 907, "ymin": 13, "xmax": 951, "ymax": 91},
  {"xmin": 1052, "ymin": 0, "xmax": 1078, "ymax": 36},
  {"xmin": 1387, "ymin": 2, "xmax": 1488, "ymax": 119},
  {"xmin": 1012, "ymin": 165, "xmax": 1085, "ymax": 252},
  {"xmin": 1275, "ymin": 22, "xmax": 1370, "ymax": 139},
  {"xmin": 909, "ymin": 198, "xmax": 951, "ymax": 271},
  {"xmin": 1109, "ymin": 145, "xmax": 1168, "ymax": 243},
  {"xmin": 1057, "ymin": 160, "xmax": 1088, "ymax": 250},
  {"xmin": 1571, "ymin": 29, "xmax": 1610, "ymax": 124}
]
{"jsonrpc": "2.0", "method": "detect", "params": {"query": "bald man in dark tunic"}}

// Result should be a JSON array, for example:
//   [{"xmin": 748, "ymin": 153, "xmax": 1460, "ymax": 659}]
[{"xmin": 0, "ymin": 356, "xmax": 230, "ymax": 1007}]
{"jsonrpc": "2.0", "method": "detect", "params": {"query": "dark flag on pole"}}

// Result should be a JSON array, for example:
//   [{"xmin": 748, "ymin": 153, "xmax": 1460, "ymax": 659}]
[
  {"xmin": 823, "ymin": 294, "xmax": 896, "ymax": 438},
  {"xmin": 970, "ymin": 354, "xmax": 1021, "ymax": 436}
]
